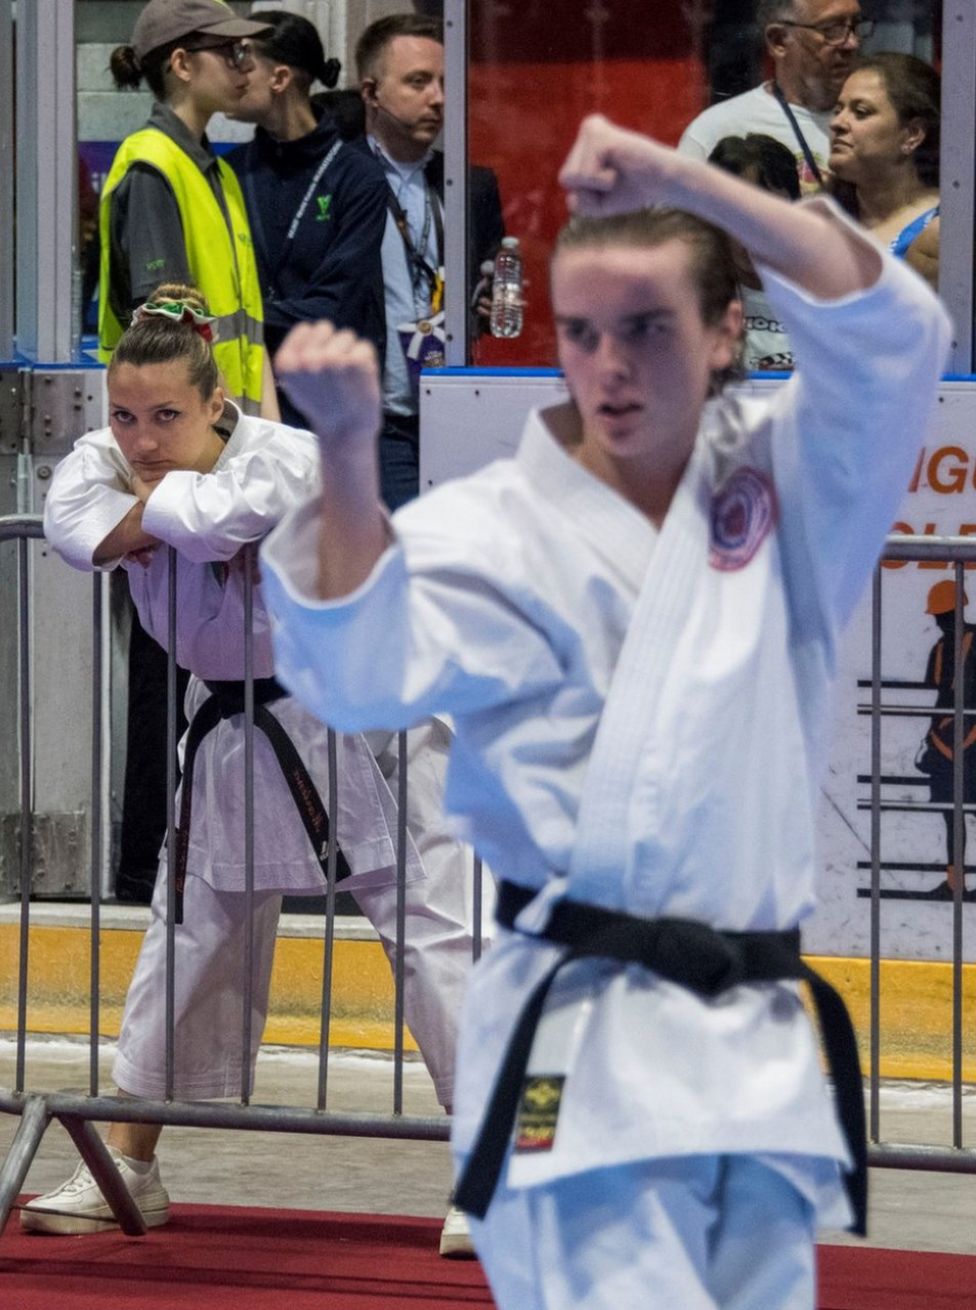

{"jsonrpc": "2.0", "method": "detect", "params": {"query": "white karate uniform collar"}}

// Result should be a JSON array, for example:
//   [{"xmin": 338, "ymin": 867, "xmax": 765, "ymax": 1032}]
[
  {"xmin": 516, "ymin": 402, "xmax": 658, "ymax": 594},
  {"xmin": 517, "ymin": 399, "xmax": 728, "ymax": 596}
]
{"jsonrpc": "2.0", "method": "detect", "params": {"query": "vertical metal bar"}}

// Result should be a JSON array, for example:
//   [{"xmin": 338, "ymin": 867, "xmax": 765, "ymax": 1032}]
[
  {"xmin": 89, "ymin": 572, "xmax": 103, "ymax": 1097},
  {"xmin": 951, "ymin": 560, "xmax": 964, "ymax": 1147},
  {"xmin": 15, "ymin": 537, "xmax": 32, "ymax": 1095},
  {"xmin": 869, "ymin": 564, "xmax": 882, "ymax": 1143},
  {"xmin": 443, "ymin": 0, "xmax": 469, "ymax": 367},
  {"xmin": 939, "ymin": 1, "xmax": 976, "ymax": 373},
  {"xmin": 0, "ymin": 1095, "xmax": 52, "ymax": 1235},
  {"xmin": 0, "ymin": 0, "xmax": 15, "ymax": 359},
  {"xmin": 15, "ymin": 0, "xmax": 77, "ymax": 362},
  {"xmin": 472, "ymin": 854, "xmax": 484, "ymax": 964},
  {"xmin": 164, "ymin": 547, "xmax": 178, "ymax": 1100},
  {"xmin": 393, "ymin": 731, "xmax": 409, "ymax": 1115},
  {"xmin": 241, "ymin": 550, "xmax": 256, "ymax": 1106},
  {"xmin": 101, "ymin": 572, "xmax": 114, "ymax": 899},
  {"xmin": 317, "ymin": 729, "xmax": 340, "ymax": 1112}
]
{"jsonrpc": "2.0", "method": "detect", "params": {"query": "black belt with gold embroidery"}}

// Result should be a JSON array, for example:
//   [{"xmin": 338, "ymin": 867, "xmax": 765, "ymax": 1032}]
[
  {"xmin": 172, "ymin": 677, "xmax": 351, "ymax": 922},
  {"xmin": 454, "ymin": 879, "xmax": 867, "ymax": 1235}
]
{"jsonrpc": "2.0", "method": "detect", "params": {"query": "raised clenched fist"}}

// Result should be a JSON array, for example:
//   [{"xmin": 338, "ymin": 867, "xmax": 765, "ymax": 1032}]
[{"xmin": 275, "ymin": 321, "xmax": 382, "ymax": 450}]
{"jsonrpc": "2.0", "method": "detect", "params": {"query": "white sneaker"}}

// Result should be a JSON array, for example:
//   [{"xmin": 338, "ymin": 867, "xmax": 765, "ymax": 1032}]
[
  {"xmin": 439, "ymin": 1203, "xmax": 476, "ymax": 1258},
  {"xmin": 20, "ymin": 1148, "xmax": 171, "ymax": 1235}
]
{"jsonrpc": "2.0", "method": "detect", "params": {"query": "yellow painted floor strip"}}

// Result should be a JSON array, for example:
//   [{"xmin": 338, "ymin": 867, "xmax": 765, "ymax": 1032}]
[
  {"xmin": 2, "ymin": 924, "xmax": 974, "ymax": 1079},
  {"xmin": 0, "ymin": 922, "xmax": 418, "ymax": 1053}
]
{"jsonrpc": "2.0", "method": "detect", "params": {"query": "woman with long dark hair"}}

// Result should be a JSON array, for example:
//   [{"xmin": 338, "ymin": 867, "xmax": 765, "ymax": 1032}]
[{"xmin": 830, "ymin": 52, "xmax": 941, "ymax": 287}]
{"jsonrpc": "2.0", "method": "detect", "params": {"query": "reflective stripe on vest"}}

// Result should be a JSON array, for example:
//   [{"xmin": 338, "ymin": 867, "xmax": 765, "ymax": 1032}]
[{"xmin": 98, "ymin": 129, "xmax": 265, "ymax": 409}]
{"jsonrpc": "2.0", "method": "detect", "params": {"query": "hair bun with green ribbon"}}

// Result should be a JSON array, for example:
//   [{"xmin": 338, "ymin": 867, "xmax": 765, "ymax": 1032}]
[{"xmin": 132, "ymin": 299, "xmax": 219, "ymax": 344}]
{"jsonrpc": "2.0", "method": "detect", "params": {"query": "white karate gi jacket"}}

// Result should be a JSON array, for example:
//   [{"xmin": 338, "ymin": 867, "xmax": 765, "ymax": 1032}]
[
  {"xmin": 261, "ymin": 227, "xmax": 950, "ymax": 1222},
  {"xmin": 43, "ymin": 405, "xmax": 422, "ymax": 894}
]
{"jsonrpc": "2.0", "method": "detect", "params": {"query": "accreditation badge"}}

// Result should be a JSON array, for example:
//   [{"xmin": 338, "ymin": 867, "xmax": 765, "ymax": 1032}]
[{"xmin": 396, "ymin": 309, "xmax": 446, "ymax": 383}]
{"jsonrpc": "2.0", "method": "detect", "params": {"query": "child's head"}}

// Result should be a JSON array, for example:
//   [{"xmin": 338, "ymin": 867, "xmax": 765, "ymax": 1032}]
[{"xmin": 708, "ymin": 134, "xmax": 801, "ymax": 201}]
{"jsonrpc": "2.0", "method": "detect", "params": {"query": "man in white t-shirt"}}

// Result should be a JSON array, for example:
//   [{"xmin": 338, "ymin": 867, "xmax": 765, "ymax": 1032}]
[{"xmin": 679, "ymin": 0, "xmax": 870, "ymax": 192}]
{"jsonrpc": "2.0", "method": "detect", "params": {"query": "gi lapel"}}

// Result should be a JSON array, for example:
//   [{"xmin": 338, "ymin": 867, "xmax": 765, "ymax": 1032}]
[{"xmin": 566, "ymin": 438, "xmax": 712, "ymax": 906}]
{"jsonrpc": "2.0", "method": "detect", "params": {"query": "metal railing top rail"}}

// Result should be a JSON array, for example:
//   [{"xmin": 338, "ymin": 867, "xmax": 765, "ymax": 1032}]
[
  {"xmin": 881, "ymin": 534, "xmax": 976, "ymax": 562},
  {"xmin": 4, "ymin": 519, "xmax": 976, "ymax": 554},
  {"xmin": 0, "ymin": 1088, "xmax": 450, "ymax": 1142},
  {"xmin": 0, "ymin": 514, "xmax": 43, "ymax": 542}
]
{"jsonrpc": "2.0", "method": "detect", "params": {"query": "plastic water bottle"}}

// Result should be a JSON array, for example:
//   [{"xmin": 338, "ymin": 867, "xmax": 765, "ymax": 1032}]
[{"xmin": 490, "ymin": 236, "xmax": 523, "ymax": 339}]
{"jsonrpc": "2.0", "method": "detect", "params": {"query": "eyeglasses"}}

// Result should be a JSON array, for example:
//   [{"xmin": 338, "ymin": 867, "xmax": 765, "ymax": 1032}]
[
  {"xmin": 778, "ymin": 18, "xmax": 874, "ymax": 45},
  {"xmin": 183, "ymin": 39, "xmax": 251, "ymax": 70}
]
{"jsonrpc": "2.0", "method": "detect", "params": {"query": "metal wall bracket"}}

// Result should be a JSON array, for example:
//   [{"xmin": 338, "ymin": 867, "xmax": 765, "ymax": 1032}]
[
  {"xmin": 0, "ymin": 368, "xmax": 24, "ymax": 456},
  {"xmin": 0, "ymin": 810, "xmax": 88, "ymax": 897},
  {"xmin": 27, "ymin": 368, "xmax": 105, "ymax": 459}
]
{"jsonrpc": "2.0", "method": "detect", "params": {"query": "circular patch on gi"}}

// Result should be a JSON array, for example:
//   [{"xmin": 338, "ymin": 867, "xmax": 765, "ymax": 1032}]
[{"xmin": 709, "ymin": 466, "xmax": 777, "ymax": 572}]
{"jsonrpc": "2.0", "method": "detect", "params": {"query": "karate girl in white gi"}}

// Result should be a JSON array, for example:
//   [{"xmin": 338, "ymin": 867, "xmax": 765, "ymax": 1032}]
[
  {"xmin": 25, "ymin": 287, "xmax": 484, "ymax": 1249},
  {"xmin": 259, "ymin": 116, "xmax": 949, "ymax": 1308}
]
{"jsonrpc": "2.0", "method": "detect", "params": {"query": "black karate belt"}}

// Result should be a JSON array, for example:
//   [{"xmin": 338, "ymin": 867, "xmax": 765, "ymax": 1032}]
[
  {"xmin": 172, "ymin": 677, "xmax": 351, "ymax": 923},
  {"xmin": 454, "ymin": 879, "xmax": 867, "ymax": 1235}
]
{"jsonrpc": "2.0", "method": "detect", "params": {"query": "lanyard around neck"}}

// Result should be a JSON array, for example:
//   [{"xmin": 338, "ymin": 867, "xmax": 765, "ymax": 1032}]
[
  {"xmin": 772, "ymin": 83, "xmax": 825, "ymax": 188},
  {"xmin": 384, "ymin": 166, "xmax": 444, "ymax": 297},
  {"xmin": 245, "ymin": 137, "xmax": 343, "ymax": 284}
]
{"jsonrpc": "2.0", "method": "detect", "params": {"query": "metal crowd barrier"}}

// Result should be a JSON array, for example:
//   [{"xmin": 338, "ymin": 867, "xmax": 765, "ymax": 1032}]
[
  {"xmin": 864, "ymin": 535, "xmax": 976, "ymax": 1183},
  {"xmin": 0, "ymin": 514, "xmax": 487, "ymax": 1236},
  {"xmin": 0, "ymin": 517, "xmax": 974, "ymax": 1239}
]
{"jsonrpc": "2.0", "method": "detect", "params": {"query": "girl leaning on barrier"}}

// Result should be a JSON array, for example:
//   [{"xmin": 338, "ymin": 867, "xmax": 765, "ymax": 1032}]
[
  {"xmin": 100, "ymin": 0, "xmax": 277, "ymax": 908},
  {"xmin": 26, "ymin": 286, "xmax": 486, "ymax": 1256},
  {"xmin": 259, "ymin": 115, "xmax": 950, "ymax": 1308}
]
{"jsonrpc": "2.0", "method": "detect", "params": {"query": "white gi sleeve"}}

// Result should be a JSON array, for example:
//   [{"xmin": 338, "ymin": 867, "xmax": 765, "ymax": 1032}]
[
  {"xmin": 262, "ymin": 494, "xmax": 566, "ymax": 733},
  {"xmin": 141, "ymin": 428, "xmax": 320, "ymax": 564},
  {"xmin": 758, "ymin": 199, "xmax": 951, "ymax": 632},
  {"xmin": 42, "ymin": 434, "xmax": 138, "ymax": 572}
]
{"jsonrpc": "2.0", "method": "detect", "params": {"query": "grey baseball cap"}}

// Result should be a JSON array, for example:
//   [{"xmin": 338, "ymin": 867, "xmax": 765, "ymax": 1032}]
[{"xmin": 132, "ymin": 0, "xmax": 272, "ymax": 63}]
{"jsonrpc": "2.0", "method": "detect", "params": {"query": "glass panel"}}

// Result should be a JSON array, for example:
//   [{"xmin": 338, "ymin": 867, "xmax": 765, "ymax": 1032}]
[
  {"xmin": 468, "ymin": 0, "xmax": 947, "ymax": 369},
  {"xmin": 469, "ymin": 2, "xmax": 708, "ymax": 368},
  {"xmin": 0, "ymin": 0, "xmax": 14, "ymax": 359}
]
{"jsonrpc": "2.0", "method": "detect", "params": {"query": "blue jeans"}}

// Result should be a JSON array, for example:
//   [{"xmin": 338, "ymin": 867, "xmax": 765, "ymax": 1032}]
[{"xmin": 379, "ymin": 411, "xmax": 420, "ymax": 511}]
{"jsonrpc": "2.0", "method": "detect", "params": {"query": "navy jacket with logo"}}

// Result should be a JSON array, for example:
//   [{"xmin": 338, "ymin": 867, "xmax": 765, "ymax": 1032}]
[{"xmin": 227, "ymin": 109, "xmax": 387, "ymax": 370}]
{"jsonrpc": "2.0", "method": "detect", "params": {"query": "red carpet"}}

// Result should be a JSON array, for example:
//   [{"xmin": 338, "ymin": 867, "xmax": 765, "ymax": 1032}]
[
  {"xmin": 817, "ymin": 1244, "xmax": 976, "ymax": 1309},
  {"xmin": 2, "ymin": 1203, "xmax": 493, "ymax": 1308},
  {"xmin": 2, "ymin": 1200, "xmax": 974, "ymax": 1308}
]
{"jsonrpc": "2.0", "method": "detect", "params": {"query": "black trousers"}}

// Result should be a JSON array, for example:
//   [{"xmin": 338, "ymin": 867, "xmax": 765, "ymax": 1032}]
[{"xmin": 116, "ymin": 600, "xmax": 189, "ymax": 902}]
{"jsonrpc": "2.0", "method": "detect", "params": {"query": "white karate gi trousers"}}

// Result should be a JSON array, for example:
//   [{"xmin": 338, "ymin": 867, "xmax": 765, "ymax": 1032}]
[
  {"xmin": 470, "ymin": 1155, "xmax": 816, "ymax": 1310},
  {"xmin": 113, "ymin": 720, "xmax": 492, "ymax": 1108}
]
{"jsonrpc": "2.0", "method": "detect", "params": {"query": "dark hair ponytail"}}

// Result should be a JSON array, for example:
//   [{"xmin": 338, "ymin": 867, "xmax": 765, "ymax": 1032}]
[
  {"xmin": 109, "ymin": 41, "xmax": 172, "ymax": 100},
  {"xmin": 251, "ymin": 9, "xmax": 340, "ymax": 90}
]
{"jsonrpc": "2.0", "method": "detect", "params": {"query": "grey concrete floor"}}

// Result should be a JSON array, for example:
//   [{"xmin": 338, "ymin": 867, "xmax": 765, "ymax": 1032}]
[
  {"xmin": 1, "ymin": 1039, "xmax": 453, "ymax": 1222},
  {"xmin": 1, "ymin": 1038, "xmax": 975, "ymax": 1252}
]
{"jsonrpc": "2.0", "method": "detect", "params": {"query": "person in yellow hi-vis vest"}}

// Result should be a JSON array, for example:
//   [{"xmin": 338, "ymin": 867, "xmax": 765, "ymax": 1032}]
[{"xmin": 98, "ymin": 0, "xmax": 276, "ymax": 419}]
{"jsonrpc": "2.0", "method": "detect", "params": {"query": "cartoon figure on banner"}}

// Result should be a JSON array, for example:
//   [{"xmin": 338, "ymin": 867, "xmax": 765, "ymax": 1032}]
[{"xmin": 915, "ymin": 580, "xmax": 976, "ymax": 900}]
